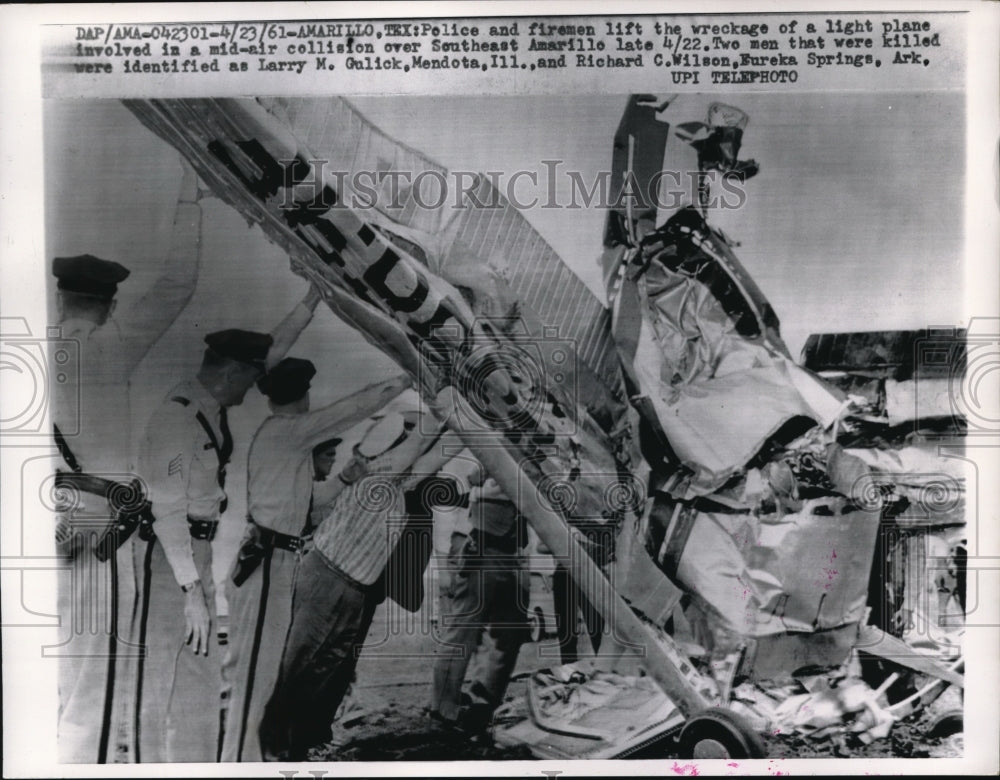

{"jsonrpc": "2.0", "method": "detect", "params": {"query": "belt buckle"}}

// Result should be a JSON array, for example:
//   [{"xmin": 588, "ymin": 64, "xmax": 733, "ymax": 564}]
[
  {"xmin": 188, "ymin": 517, "xmax": 218, "ymax": 541},
  {"xmin": 281, "ymin": 533, "xmax": 302, "ymax": 553}
]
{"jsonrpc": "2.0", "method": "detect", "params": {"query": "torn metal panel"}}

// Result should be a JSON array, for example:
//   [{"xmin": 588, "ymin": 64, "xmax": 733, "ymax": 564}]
[
  {"xmin": 499, "ymin": 665, "xmax": 683, "ymax": 759},
  {"xmin": 770, "ymin": 677, "xmax": 895, "ymax": 743},
  {"xmin": 746, "ymin": 625, "xmax": 860, "ymax": 682},
  {"xmin": 845, "ymin": 444, "xmax": 968, "ymax": 528},
  {"xmin": 602, "ymin": 98, "xmax": 845, "ymax": 497},
  {"xmin": 801, "ymin": 328, "xmax": 968, "ymax": 381},
  {"xmin": 855, "ymin": 625, "xmax": 964, "ymax": 688},
  {"xmin": 650, "ymin": 495, "xmax": 881, "ymax": 646},
  {"xmin": 884, "ymin": 377, "xmax": 957, "ymax": 425},
  {"xmin": 601, "ymin": 94, "xmax": 673, "ymax": 253}
]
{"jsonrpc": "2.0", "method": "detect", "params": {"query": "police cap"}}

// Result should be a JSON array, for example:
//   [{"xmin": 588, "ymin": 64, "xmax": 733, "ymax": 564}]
[
  {"xmin": 52, "ymin": 254, "xmax": 130, "ymax": 300},
  {"xmin": 204, "ymin": 329, "xmax": 273, "ymax": 369},
  {"xmin": 257, "ymin": 356, "xmax": 316, "ymax": 404}
]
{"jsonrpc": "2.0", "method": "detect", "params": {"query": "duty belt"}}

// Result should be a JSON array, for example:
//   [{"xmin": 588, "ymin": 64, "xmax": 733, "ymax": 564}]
[
  {"xmin": 187, "ymin": 516, "xmax": 220, "ymax": 541},
  {"xmin": 255, "ymin": 523, "xmax": 305, "ymax": 553},
  {"xmin": 231, "ymin": 518, "xmax": 306, "ymax": 588},
  {"xmin": 54, "ymin": 470, "xmax": 156, "ymax": 561},
  {"xmin": 54, "ymin": 469, "xmax": 117, "ymax": 498}
]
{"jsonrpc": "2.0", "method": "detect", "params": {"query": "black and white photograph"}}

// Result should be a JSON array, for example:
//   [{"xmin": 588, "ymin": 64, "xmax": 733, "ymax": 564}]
[{"xmin": 1, "ymin": 3, "xmax": 998, "ymax": 776}]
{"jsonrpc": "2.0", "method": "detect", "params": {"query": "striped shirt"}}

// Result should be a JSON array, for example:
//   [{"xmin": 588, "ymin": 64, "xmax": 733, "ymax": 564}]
[{"xmin": 311, "ymin": 458, "xmax": 407, "ymax": 586}]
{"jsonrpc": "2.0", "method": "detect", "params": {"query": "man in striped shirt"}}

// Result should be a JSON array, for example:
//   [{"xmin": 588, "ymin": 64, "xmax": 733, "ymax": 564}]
[{"xmin": 260, "ymin": 407, "xmax": 458, "ymax": 760}]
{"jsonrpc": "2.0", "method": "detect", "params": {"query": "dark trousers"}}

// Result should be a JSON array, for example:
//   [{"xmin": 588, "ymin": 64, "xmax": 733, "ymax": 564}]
[
  {"xmin": 260, "ymin": 549, "xmax": 377, "ymax": 761},
  {"xmin": 431, "ymin": 534, "xmax": 529, "ymax": 721},
  {"xmin": 552, "ymin": 564, "xmax": 604, "ymax": 664}
]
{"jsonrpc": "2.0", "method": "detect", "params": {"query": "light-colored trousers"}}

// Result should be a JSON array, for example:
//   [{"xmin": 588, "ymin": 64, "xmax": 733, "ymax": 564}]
[
  {"xmin": 56, "ymin": 510, "xmax": 138, "ymax": 763},
  {"xmin": 220, "ymin": 543, "xmax": 298, "ymax": 762},
  {"xmin": 133, "ymin": 537, "xmax": 221, "ymax": 762}
]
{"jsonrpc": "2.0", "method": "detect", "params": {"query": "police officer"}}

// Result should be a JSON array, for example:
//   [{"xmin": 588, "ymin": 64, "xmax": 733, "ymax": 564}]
[
  {"xmin": 221, "ymin": 359, "xmax": 409, "ymax": 762},
  {"xmin": 51, "ymin": 160, "xmax": 201, "ymax": 764},
  {"xmin": 135, "ymin": 287, "xmax": 320, "ymax": 763}
]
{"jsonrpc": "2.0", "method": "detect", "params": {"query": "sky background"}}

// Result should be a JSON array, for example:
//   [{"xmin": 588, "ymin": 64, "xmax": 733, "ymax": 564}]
[{"xmin": 42, "ymin": 92, "xmax": 965, "ymax": 582}]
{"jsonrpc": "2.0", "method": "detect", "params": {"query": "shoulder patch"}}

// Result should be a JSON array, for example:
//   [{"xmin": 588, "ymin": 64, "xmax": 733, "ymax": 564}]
[{"xmin": 168, "ymin": 454, "xmax": 183, "ymax": 476}]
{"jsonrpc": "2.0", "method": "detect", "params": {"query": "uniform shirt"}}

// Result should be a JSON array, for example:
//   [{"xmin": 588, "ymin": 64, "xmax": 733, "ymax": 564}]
[
  {"xmin": 52, "ymin": 319, "xmax": 132, "ymax": 479},
  {"xmin": 248, "ymin": 403, "xmax": 384, "ymax": 536},
  {"xmin": 50, "ymin": 201, "xmax": 201, "ymax": 480},
  {"xmin": 134, "ymin": 273, "xmax": 331, "ymax": 587},
  {"xmin": 140, "ymin": 379, "xmax": 227, "ymax": 585}
]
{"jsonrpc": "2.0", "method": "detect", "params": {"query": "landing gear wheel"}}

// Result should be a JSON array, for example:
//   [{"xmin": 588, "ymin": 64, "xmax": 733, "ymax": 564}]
[
  {"xmin": 677, "ymin": 708, "xmax": 767, "ymax": 759},
  {"xmin": 528, "ymin": 606, "xmax": 546, "ymax": 643},
  {"xmin": 926, "ymin": 709, "xmax": 963, "ymax": 739}
]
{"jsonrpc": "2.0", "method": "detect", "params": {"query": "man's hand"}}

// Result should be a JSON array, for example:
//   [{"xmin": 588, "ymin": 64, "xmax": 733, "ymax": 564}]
[
  {"xmin": 466, "ymin": 468, "xmax": 487, "ymax": 489},
  {"xmin": 182, "ymin": 581, "xmax": 212, "ymax": 656}
]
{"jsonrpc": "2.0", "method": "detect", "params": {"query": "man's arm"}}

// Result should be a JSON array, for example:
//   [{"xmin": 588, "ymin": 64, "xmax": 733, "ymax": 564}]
[
  {"xmin": 118, "ymin": 159, "xmax": 202, "ymax": 374},
  {"xmin": 265, "ymin": 285, "xmax": 322, "ymax": 370},
  {"xmin": 291, "ymin": 374, "xmax": 412, "ymax": 449},
  {"xmin": 140, "ymin": 403, "xmax": 213, "ymax": 654},
  {"xmin": 311, "ymin": 456, "xmax": 367, "ymax": 513},
  {"xmin": 377, "ymin": 416, "xmax": 454, "ymax": 494},
  {"xmin": 140, "ymin": 404, "xmax": 200, "ymax": 587}
]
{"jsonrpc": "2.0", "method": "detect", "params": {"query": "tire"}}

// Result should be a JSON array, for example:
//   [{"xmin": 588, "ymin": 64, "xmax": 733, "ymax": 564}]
[
  {"xmin": 926, "ymin": 709, "xmax": 963, "ymax": 739},
  {"xmin": 676, "ymin": 708, "xmax": 767, "ymax": 760}
]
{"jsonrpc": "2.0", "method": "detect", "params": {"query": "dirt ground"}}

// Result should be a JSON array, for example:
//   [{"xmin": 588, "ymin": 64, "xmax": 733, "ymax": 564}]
[
  {"xmin": 300, "ymin": 602, "xmax": 963, "ymax": 763},
  {"xmin": 308, "ymin": 676, "xmax": 962, "ymax": 762}
]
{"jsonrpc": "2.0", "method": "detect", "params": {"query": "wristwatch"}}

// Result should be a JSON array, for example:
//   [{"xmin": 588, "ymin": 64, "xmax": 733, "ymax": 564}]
[{"xmin": 180, "ymin": 578, "xmax": 201, "ymax": 593}]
